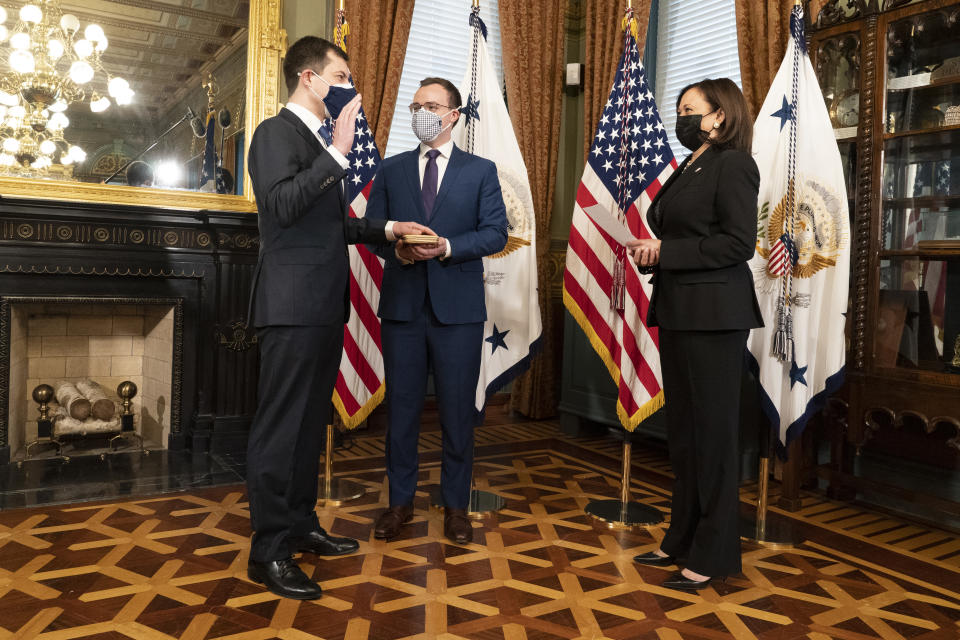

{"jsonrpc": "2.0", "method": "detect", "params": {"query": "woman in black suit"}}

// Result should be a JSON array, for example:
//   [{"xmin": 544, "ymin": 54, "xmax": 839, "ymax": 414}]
[{"xmin": 628, "ymin": 78, "xmax": 762, "ymax": 591}]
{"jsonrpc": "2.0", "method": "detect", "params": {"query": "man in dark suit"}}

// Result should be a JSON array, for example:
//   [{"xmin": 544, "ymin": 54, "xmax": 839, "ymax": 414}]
[
  {"xmin": 366, "ymin": 78, "xmax": 508, "ymax": 545},
  {"xmin": 245, "ymin": 36, "xmax": 432, "ymax": 600}
]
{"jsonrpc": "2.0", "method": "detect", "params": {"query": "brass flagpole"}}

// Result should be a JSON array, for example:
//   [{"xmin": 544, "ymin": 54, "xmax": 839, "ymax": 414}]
[
  {"xmin": 319, "ymin": 0, "xmax": 366, "ymax": 507},
  {"xmin": 738, "ymin": 414, "xmax": 801, "ymax": 547},
  {"xmin": 320, "ymin": 423, "xmax": 366, "ymax": 506},
  {"xmin": 585, "ymin": 435, "xmax": 664, "ymax": 528},
  {"xmin": 582, "ymin": 0, "xmax": 662, "ymax": 530},
  {"xmin": 739, "ymin": 0, "xmax": 803, "ymax": 551}
]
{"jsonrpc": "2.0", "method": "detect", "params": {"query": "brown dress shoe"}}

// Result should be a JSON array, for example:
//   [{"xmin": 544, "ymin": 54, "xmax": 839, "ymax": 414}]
[
  {"xmin": 374, "ymin": 504, "xmax": 414, "ymax": 539},
  {"xmin": 444, "ymin": 508, "xmax": 473, "ymax": 544}
]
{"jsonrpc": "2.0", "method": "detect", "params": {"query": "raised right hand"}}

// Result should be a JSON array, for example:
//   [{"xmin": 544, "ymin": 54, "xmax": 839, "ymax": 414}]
[{"xmin": 332, "ymin": 94, "xmax": 363, "ymax": 156}]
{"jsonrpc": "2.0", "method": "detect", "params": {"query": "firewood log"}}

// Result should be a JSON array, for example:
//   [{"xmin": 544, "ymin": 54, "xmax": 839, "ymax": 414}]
[
  {"xmin": 76, "ymin": 379, "xmax": 116, "ymax": 421},
  {"xmin": 55, "ymin": 381, "xmax": 90, "ymax": 420}
]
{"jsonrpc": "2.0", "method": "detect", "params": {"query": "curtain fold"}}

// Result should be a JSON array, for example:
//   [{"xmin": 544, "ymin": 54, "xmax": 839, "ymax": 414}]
[
  {"xmin": 498, "ymin": 0, "xmax": 566, "ymax": 418},
  {"xmin": 734, "ymin": 0, "xmax": 795, "ymax": 119},
  {"xmin": 583, "ymin": 0, "xmax": 651, "ymax": 164},
  {"xmin": 342, "ymin": 0, "xmax": 415, "ymax": 154}
]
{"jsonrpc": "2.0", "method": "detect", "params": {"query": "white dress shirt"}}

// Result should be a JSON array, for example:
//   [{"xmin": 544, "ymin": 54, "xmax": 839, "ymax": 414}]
[
  {"xmin": 283, "ymin": 101, "xmax": 395, "ymax": 240},
  {"xmin": 416, "ymin": 139, "xmax": 454, "ymax": 258}
]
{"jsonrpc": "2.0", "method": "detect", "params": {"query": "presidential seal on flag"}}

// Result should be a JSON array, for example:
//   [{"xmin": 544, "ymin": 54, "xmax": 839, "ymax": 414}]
[
  {"xmin": 756, "ymin": 177, "xmax": 847, "ymax": 283},
  {"xmin": 488, "ymin": 167, "xmax": 534, "ymax": 258}
]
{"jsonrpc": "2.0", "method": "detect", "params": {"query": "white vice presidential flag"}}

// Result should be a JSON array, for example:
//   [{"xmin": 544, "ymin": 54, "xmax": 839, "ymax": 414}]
[
  {"xmin": 452, "ymin": 9, "xmax": 542, "ymax": 411},
  {"xmin": 747, "ymin": 3, "xmax": 850, "ymax": 449}
]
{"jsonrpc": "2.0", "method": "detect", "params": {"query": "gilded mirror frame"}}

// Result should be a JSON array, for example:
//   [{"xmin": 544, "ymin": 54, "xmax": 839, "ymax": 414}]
[{"xmin": 0, "ymin": 0, "xmax": 285, "ymax": 213}]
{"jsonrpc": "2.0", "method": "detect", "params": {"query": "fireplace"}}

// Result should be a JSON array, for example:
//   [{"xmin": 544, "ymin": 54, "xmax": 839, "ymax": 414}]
[
  {"xmin": 0, "ymin": 198, "xmax": 261, "ymax": 467},
  {"xmin": 5, "ymin": 297, "xmax": 182, "ymax": 459}
]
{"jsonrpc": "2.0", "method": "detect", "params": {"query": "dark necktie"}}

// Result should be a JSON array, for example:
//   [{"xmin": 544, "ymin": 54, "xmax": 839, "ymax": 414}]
[
  {"xmin": 422, "ymin": 149, "xmax": 441, "ymax": 221},
  {"xmin": 317, "ymin": 123, "xmax": 333, "ymax": 147}
]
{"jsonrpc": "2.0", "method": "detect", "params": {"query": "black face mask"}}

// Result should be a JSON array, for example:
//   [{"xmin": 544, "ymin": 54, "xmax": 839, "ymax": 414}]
[{"xmin": 675, "ymin": 111, "xmax": 715, "ymax": 151}]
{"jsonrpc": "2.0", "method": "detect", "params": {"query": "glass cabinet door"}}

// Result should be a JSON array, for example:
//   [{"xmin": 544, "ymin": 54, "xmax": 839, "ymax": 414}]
[
  {"xmin": 884, "ymin": 8, "xmax": 960, "ymax": 136},
  {"xmin": 881, "ymin": 130, "xmax": 960, "ymax": 250},
  {"xmin": 817, "ymin": 32, "xmax": 861, "ymax": 138},
  {"xmin": 876, "ymin": 5, "xmax": 960, "ymax": 376}
]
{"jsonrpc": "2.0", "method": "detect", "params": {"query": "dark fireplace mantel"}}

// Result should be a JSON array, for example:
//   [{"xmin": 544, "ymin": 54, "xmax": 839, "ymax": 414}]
[{"xmin": 0, "ymin": 196, "xmax": 261, "ymax": 465}]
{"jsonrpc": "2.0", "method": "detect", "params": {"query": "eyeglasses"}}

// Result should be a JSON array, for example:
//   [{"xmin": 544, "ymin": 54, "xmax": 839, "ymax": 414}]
[{"xmin": 408, "ymin": 101, "xmax": 455, "ymax": 114}]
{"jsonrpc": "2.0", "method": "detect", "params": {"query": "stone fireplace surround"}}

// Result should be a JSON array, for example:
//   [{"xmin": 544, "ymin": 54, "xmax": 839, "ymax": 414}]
[{"xmin": 0, "ymin": 197, "xmax": 261, "ymax": 466}]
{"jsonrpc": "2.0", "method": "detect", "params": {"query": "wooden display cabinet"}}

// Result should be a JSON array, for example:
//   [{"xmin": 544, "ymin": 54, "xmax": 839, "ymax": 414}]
[{"xmin": 807, "ymin": 0, "xmax": 960, "ymax": 520}]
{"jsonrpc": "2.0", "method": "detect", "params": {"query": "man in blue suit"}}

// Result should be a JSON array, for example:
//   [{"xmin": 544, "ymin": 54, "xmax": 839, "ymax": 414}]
[{"xmin": 366, "ymin": 77, "xmax": 508, "ymax": 545}]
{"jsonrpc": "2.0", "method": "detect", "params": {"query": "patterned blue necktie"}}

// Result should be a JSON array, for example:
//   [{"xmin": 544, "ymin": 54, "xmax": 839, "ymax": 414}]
[
  {"xmin": 422, "ymin": 149, "xmax": 441, "ymax": 221},
  {"xmin": 317, "ymin": 123, "xmax": 333, "ymax": 147}
]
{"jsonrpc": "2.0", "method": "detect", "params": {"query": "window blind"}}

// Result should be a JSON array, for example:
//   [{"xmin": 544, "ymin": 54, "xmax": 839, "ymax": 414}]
[
  {"xmin": 654, "ymin": 0, "xmax": 742, "ymax": 161},
  {"xmin": 384, "ymin": 0, "xmax": 502, "ymax": 157}
]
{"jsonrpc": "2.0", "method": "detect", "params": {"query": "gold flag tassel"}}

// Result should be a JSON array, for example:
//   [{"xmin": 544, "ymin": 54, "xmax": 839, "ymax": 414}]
[
  {"xmin": 611, "ymin": 249, "xmax": 627, "ymax": 312},
  {"xmin": 334, "ymin": 5, "xmax": 350, "ymax": 52},
  {"xmin": 621, "ymin": 1, "xmax": 639, "ymax": 40}
]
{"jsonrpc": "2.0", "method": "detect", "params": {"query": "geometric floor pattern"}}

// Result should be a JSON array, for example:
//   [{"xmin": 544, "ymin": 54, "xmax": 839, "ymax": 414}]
[{"xmin": 1, "ymin": 421, "xmax": 958, "ymax": 639}]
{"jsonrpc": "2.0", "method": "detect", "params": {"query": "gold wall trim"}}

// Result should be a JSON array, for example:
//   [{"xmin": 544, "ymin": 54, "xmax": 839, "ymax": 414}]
[{"xmin": 0, "ymin": 1, "xmax": 286, "ymax": 214}]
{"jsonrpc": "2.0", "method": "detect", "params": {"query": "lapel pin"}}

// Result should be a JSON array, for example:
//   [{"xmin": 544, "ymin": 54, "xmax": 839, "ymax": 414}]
[{"xmin": 694, "ymin": 167, "xmax": 702, "ymax": 173}]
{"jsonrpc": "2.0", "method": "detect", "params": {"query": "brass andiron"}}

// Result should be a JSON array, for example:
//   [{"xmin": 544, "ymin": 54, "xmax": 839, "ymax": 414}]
[
  {"xmin": 110, "ymin": 381, "xmax": 145, "ymax": 453},
  {"xmin": 24, "ymin": 384, "xmax": 65, "ymax": 461}
]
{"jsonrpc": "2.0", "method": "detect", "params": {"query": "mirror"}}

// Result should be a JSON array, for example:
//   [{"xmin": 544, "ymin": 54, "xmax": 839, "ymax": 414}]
[{"xmin": 0, "ymin": 0, "xmax": 284, "ymax": 212}]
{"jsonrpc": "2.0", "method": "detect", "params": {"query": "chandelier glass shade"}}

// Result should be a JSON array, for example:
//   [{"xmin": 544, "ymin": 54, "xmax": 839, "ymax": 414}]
[{"xmin": 0, "ymin": 1, "xmax": 134, "ymax": 173}]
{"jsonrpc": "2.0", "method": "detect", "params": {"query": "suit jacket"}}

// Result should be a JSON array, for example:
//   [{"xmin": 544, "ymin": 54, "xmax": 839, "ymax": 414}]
[
  {"xmin": 247, "ymin": 107, "xmax": 387, "ymax": 327},
  {"xmin": 646, "ymin": 145, "xmax": 764, "ymax": 331},
  {"xmin": 366, "ymin": 145, "xmax": 508, "ymax": 325}
]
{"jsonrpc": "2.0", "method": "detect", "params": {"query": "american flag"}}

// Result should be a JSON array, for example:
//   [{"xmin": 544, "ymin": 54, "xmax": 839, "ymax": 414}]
[
  {"xmin": 562, "ymin": 12, "xmax": 676, "ymax": 429},
  {"xmin": 331, "ymin": 10, "xmax": 387, "ymax": 427}
]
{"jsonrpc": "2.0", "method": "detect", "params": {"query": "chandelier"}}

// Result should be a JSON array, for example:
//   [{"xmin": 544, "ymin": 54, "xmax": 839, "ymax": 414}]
[{"xmin": 0, "ymin": 1, "xmax": 134, "ymax": 174}]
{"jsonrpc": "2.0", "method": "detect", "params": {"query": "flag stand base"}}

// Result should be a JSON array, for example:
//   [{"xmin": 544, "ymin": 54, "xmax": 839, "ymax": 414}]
[
  {"xmin": 430, "ymin": 489, "xmax": 506, "ymax": 518},
  {"xmin": 739, "ymin": 456, "xmax": 801, "ymax": 548},
  {"xmin": 585, "ymin": 440, "xmax": 664, "ymax": 529},
  {"xmin": 319, "ymin": 425, "xmax": 365, "ymax": 507}
]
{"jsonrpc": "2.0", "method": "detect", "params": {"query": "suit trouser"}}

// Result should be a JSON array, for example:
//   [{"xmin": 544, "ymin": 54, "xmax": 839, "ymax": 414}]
[
  {"xmin": 246, "ymin": 324, "xmax": 343, "ymax": 563},
  {"xmin": 381, "ymin": 301, "xmax": 483, "ymax": 510},
  {"xmin": 658, "ymin": 328, "xmax": 747, "ymax": 577}
]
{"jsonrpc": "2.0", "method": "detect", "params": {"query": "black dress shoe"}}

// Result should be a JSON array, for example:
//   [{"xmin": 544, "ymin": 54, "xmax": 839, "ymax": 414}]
[
  {"xmin": 293, "ymin": 529, "xmax": 359, "ymax": 556},
  {"xmin": 248, "ymin": 557, "xmax": 323, "ymax": 600},
  {"xmin": 633, "ymin": 551, "xmax": 676, "ymax": 566},
  {"xmin": 662, "ymin": 571, "xmax": 715, "ymax": 591}
]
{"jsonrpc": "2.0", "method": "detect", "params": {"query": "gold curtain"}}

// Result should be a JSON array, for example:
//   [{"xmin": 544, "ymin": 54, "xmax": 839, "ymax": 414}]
[
  {"xmin": 734, "ymin": 0, "xmax": 797, "ymax": 118},
  {"xmin": 583, "ymin": 0, "xmax": 651, "ymax": 164},
  {"xmin": 342, "ymin": 0, "xmax": 415, "ymax": 154},
  {"xmin": 499, "ymin": 0, "xmax": 567, "ymax": 418}
]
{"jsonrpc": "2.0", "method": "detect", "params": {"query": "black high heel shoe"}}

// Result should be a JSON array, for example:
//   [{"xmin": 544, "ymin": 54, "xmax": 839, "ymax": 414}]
[
  {"xmin": 633, "ymin": 551, "xmax": 676, "ymax": 566},
  {"xmin": 662, "ymin": 571, "xmax": 721, "ymax": 591}
]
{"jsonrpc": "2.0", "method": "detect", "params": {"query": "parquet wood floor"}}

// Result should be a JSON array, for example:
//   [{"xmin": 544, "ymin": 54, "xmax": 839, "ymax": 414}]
[{"xmin": 0, "ymin": 420, "xmax": 958, "ymax": 639}]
